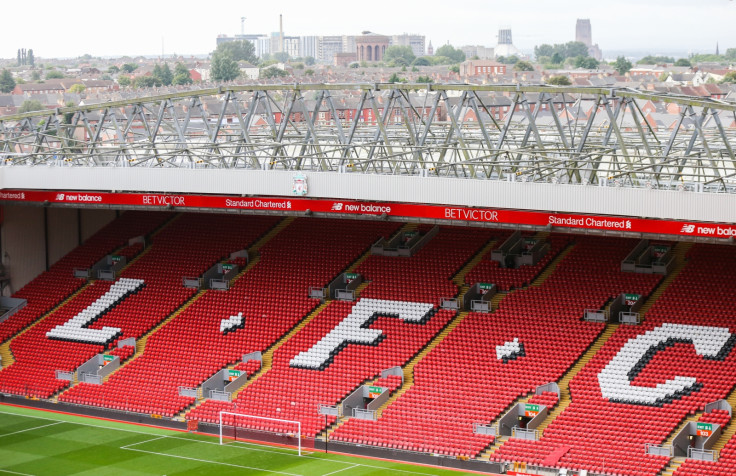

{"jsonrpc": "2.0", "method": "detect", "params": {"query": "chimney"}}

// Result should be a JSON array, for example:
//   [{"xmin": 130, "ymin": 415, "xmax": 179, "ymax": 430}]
[{"xmin": 279, "ymin": 14, "xmax": 284, "ymax": 53}]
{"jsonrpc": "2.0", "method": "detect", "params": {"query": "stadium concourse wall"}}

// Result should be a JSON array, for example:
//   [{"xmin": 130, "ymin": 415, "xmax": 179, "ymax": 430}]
[
  {"xmin": 0, "ymin": 204, "xmax": 117, "ymax": 293},
  {"xmin": 1, "ymin": 166, "xmax": 735, "ymax": 224},
  {"xmin": 0, "ymin": 394, "xmax": 505, "ymax": 474}
]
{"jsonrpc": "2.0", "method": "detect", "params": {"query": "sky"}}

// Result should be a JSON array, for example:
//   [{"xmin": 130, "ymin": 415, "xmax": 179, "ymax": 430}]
[{"xmin": 2, "ymin": 0, "xmax": 735, "ymax": 60}]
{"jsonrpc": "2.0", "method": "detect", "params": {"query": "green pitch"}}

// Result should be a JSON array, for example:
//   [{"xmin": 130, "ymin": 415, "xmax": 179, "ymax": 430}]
[{"xmin": 0, "ymin": 404, "xmax": 487, "ymax": 476}]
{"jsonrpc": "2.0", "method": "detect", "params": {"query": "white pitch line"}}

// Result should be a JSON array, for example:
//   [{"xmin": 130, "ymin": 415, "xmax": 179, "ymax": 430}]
[
  {"xmin": 0, "ymin": 410, "xmax": 438, "ymax": 476},
  {"xmin": 0, "ymin": 422, "xmax": 62, "ymax": 438},
  {"xmin": 122, "ymin": 446, "xmax": 303, "ymax": 476},
  {"xmin": 119, "ymin": 435, "xmax": 167, "ymax": 450},
  {"xmin": 0, "ymin": 469, "xmax": 36, "ymax": 476},
  {"xmin": 321, "ymin": 464, "xmax": 359, "ymax": 476}
]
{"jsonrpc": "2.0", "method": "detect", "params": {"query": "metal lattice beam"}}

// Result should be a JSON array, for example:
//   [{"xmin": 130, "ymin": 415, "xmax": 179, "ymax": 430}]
[{"xmin": 1, "ymin": 83, "xmax": 736, "ymax": 193}]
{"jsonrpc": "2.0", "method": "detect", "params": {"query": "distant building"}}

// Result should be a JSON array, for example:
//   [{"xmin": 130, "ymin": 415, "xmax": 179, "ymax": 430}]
[
  {"xmin": 319, "ymin": 36, "xmax": 344, "ymax": 64},
  {"xmin": 575, "ymin": 19, "xmax": 602, "ymax": 61},
  {"xmin": 283, "ymin": 36, "xmax": 300, "ymax": 58},
  {"xmin": 461, "ymin": 59, "xmax": 507, "ymax": 77},
  {"xmin": 390, "ymin": 34, "xmax": 426, "ymax": 57},
  {"xmin": 427, "ymin": 40, "xmax": 434, "ymax": 56},
  {"xmin": 461, "ymin": 45, "xmax": 495, "ymax": 60},
  {"xmin": 495, "ymin": 28, "xmax": 521, "ymax": 58},
  {"xmin": 356, "ymin": 32, "xmax": 389, "ymax": 62},
  {"xmin": 300, "ymin": 36, "xmax": 318, "ymax": 59},
  {"xmin": 334, "ymin": 52, "xmax": 357, "ymax": 67}
]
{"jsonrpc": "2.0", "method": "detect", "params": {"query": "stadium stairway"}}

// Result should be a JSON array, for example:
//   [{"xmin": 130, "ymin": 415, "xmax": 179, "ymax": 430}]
[
  {"xmin": 708, "ymin": 387, "xmax": 736, "ymax": 456},
  {"xmin": 318, "ymin": 236, "xmax": 501, "ymax": 442},
  {"xmin": 49, "ymin": 239, "xmax": 177, "ymax": 400},
  {"xmin": 180, "ymin": 300, "xmax": 333, "ymax": 420},
  {"xmin": 202, "ymin": 222, "xmax": 379, "ymax": 407},
  {"xmin": 530, "ymin": 241, "xmax": 693, "ymax": 439},
  {"xmin": 661, "ymin": 457, "xmax": 686, "ymax": 476},
  {"xmin": 0, "ymin": 284, "xmax": 93, "ymax": 369},
  {"xmin": 102, "ymin": 289, "xmax": 208, "ymax": 383},
  {"xmin": 0, "ymin": 215, "xmax": 178, "ymax": 368},
  {"xmin": 165, "ymin": 217, "xmax": 297, "ymax": 419},
  {"xmin": 534, "ymin": 323, "xmax": 619, "ymax": 438},
  {"xmin": 476, "ymin": 243, "xmax": 581, "ymax": 461}
]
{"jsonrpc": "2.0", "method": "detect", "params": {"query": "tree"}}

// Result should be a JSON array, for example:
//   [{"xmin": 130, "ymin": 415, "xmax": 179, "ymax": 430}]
[
  {"xmin": 547, "ymin": 75, "xmax": 572, "ymax": 86},
  {"xmin": 497, "ymin": 55, "xmax": 519, "ymax": 65},
  {"xmin": 412, "ymin": 57, "xmax": 431, "ymax": 67},
  {"xmin": 449, "ymin": 65, "xmax": 460, "ymax": 73},
  {"xmin": 721, "ymin": 71, "xmax": 736, "ymax": 83},
  {"xmin": 384, "ymin": 46, "xmax": 416, "ymax": 67},
  {"xmin": 260, "ymin": 66, "xmax": 287, "ymax": 79},
  {"xmin": 535, "ymin": 41, "xmax": 588, "ymax": 61},
  {"xmin": 574, "ymin": 56, "xmax": 599, "ymax": 69},
  {"xmin": 107, "ymin": 65, "xmax": 119, "ymax": 74},
  {"xmin": 305, "ymin": 69, "xmax": 315, "ymax": 76},
  {"xmin": 117, "ymin": 75, "xmax": 131, "ymax": 87},
  {"xmin": 134, "ymin": 76, "xmax": 157, "ymax": 88},
  {"xmin": 17, "ymin": 49, "xmax": 21, "ymax": 67},
  {"xmin": 172, "ymin": 62, "xmax": 192, "ymax": 85},
  {"xmin": 388, "ymin": 73, "xmax": 401, "ymax": 83},
  {"xmin": 0, "ymin": 69, "xmax": 16, "ymax": 93},
  {"xmin": 273, "ymin": 52, "xmax": 290, "ymax": 63},
  {"xmin": 211, "ymin": 53, "xmax": 240, "ymax": 82},
  {"xmin": 31, "ymin": 70, "xmax": 41, "ymax": 81},
  {"xmin": 304, "ymin": 56, "xmax": 315, "ymax": 66},
  {"xmin": 636, "ymin": 55, "xmax": 674, "ymax": 64},
  {"xmin": 18, "ymin": 99, "xmax": 44, "ymax": 113},
  {"xmin": 416, "ymin": 75, "xmax": 433, "ymax": 83},
  {"xmin": 434, "ymin": 44, "xmax": 465, "ymax": 63},
  {"xmin": 726, "ymin": 48, "xmax": 736, "ymax": 60},
  {"xmin": 69, "ymin": 83, "xmax": 86, "ymax": 94},
  {"xmin": 212, "ymin": 40, "xmax": 258, "ymax": 64},
  {"xmin": 674, "ymin": 58, "xmax": 692, "ymax": 67},
  {"xmin": 121, "ymin": 63, "xmax": 138, "ymax": 73},
  {"xmin": 152, "ymin": 63, "xmax": 173, "ymax": 86},
  {"xmin": 612, "ymin": 56, "xmax": 632, "ymax": 75},
  {"xmin": 514, "ymin": 60, "xmax": 535, "ymax": 72},
  {"xmin": 28, "ymin": 49, "xmax": 34, "ymax": 67},
  {"xmin": 550, "ymin": 52, "xmax": 564, "ymax": 65},
  {"xmin": 45, "ymin": 70, "xmax": 64, "ymax": 79}
]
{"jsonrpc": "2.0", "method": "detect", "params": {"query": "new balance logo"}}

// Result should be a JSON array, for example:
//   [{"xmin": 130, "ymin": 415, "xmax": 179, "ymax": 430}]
[
  {"xmin": 331, "ymin": 202, "xmax": 343, "ymax": 211},
  {"xmin": 56, "ymin": 193, "xmax": 65, "ymax": 201},
  {"xmin": 680, "ymin": 224, "xmax": 695, "ymax": 234}
]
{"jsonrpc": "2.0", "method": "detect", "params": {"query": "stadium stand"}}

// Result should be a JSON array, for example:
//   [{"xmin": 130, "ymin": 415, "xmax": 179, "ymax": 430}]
[
  {"xmin": 494, "ymin": 243, "xmax": 736, "ymax": 476},
  {"xmin": 0, "ymin": 213, "xmax": 274, "ymax": 399},
  {"xmin": 0, "ymin": 211, "xmax": 171, "ymax": 345},
  {"xmin": 331, "ymin": 236, "xmax": 662, "ymax": 458},
  {"xmin": 2, "ymin": 210, "xmax": 736, "ymax": 476},
  {"xmin": 59, "ymin": 217, "xmax": 399, "ymax": 416},
  {"xmin": 186, "ymin": 226, "xmax": 495, "ymax": 436}
]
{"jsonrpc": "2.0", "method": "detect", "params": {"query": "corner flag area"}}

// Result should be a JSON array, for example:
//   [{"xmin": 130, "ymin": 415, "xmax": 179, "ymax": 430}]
[{"xmin": 0, "ymin": 404, "xmax": 486, "ymax": 476}]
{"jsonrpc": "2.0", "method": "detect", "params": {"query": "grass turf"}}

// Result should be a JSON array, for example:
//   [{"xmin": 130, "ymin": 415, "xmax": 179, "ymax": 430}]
[{"xmin": 0, "ymin": 404, "xmax": 487, "ymax": 476}]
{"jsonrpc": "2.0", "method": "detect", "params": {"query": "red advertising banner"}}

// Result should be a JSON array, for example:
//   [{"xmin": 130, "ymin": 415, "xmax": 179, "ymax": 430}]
[{"xmin": 0, "ymin": 189, "xmax": 734, "ymax": 239}]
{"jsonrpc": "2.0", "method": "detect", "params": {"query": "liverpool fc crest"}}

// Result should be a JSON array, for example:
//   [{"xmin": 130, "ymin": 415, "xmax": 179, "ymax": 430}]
[{"xmin": 292, "ymin": 173, "xmax": 308, "ymax": 196}]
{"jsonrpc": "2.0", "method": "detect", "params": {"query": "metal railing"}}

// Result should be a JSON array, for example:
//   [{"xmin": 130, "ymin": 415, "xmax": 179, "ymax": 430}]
[
  {"xmin": 472, "ymin": 422, "xmax": 497, "ymax": 436},
  {"xmin": 352, "ymin": 408, "xmax": 376, "ymax": 420},
  {"xmin": 688, "ymin": 447, "xmax": 719, "ymax": 461},
  {"xmin": 511, "ymin": 426, "xmax": 538, "ymax": 441},
  {"xmin": 619, "ymin": 311, "xmax": 641, "ymax": 325},
  {"xmin": 645, "ymin": 443, "xmax": 673, "ymax": 457},
  {"xmin": 584, "ymin": 309, "xmax": 609, "ymax": 322}
]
